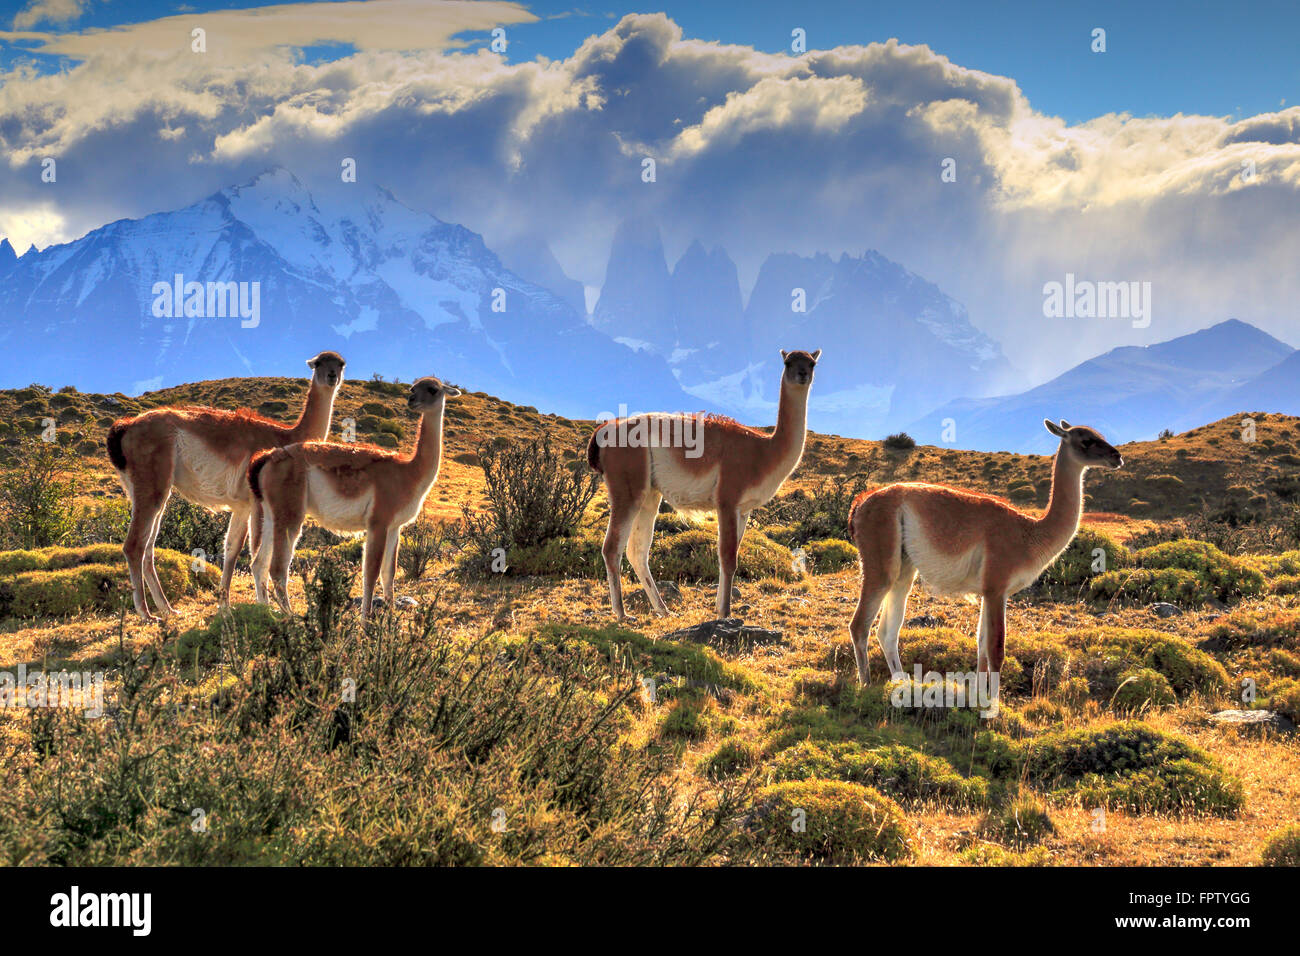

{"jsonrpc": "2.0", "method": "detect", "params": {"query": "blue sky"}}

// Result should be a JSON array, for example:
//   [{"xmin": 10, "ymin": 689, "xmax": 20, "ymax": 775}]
[
  {"xmin": 2, "ymin": 0, "xmax": 1298, "ymax": 381},
  {"xmin": 5, "ymin": 0, "xmax": 1299, "ymax": 123}
]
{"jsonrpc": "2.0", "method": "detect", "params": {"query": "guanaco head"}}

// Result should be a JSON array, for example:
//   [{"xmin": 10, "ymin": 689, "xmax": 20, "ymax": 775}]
[
  {"xmin": 307, "ymin": 351, "xmax": 346, "ymax": 389},
  {"xmin": 408, "ymin": 376, "xmax": 461, "ymax": 413},
  {"xmin": 780, "ymin": 349, "xmax": 821, "ymax": 387},
  {"xmin": 1044, "ymin": 419, "xmax": 1123, "ymax": 469}
]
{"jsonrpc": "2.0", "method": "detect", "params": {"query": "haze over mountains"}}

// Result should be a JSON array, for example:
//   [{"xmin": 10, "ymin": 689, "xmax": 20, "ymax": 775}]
[
  {"xmin": 592, "ymin": 217, "xmax": 1017, "ymax": 437},
  {"xmin": 0, "ymin": 171, "xmax": 1295, "ymax": 450},
  {"xmin": 0, "ymin": 169, "xmax": 687, "ymax": 420},
  {"xmin": 910, "ymin": 319, "xmax": 1299, "ymax": 453}
]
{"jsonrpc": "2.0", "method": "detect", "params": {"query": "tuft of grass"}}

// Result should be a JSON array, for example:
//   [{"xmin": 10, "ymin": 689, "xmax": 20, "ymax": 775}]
[
  {"xmin": 768, "ymin": 740, "xmax": 991, "ymax": 809},
  {"xmin": 1260, "ymin": 825, "xmax": 1300, "ymax": 866},
  {"xmin": 747, "ymin": 779, "xmax": 914, "ymax": 863},
  {"xmin": 980, "ymin": 790, "xmax": 1056, "ymax": 847}
]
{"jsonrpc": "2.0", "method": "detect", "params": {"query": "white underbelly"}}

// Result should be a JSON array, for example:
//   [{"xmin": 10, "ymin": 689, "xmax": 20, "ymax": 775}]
[
  {"xmin": 172, "ymin": 434, "xmax": 248, "ymax": 510},
  {"xmin": 306, "ymin": 472, "xmax": 373, "ymax": 532},
  {"xmin": 651, "ymin": 449, "xmax": 719, "ymax": 513},
  {"xmin": 904, "ymin": 522, "xmax": 984, "ymax": 596}
]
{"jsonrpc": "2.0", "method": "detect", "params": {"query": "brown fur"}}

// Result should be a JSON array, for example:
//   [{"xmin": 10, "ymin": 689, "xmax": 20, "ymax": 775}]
[
  {"xmin": 108, "ymin": 351, "xmax": 345, "ymax": 621},
  {"xmin": 847, "ymin": 420, "xmax": 1122, "ymax": 693},
  {"xmin": 249, "ymin": 376, "xmax": 457, "ymax": 619},
  {"xmin": 588, "ymin": 349, "xmax": 820, "ymax": 620}
]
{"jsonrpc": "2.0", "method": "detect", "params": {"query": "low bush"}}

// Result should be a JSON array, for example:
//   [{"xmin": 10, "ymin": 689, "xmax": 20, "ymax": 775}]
[
  {"xmin": 1265, "ymin": 678, "xmax": 1300, "ymax": 722},
  {"xmin": 1260, "ymin": 825, "xmax": 1300, "ymax": 866},
  {"xmin": 768, "ymin": 740, "xmax": 990, "ymax": 809},
  {"xmin": 757, "ymin": 472, "xmax": 875, "ymax": 546},
  {"xmin": 980, "ymin": 791, "xmax": 1055, "ymax": 847},
  {"xmin": 460, "ymin": 434, "xmax": 599, "ymax": 556},
  {"xmin": 0, "ymin": 545, "xmax": 216, "ymax": 618},
  {"xmin": 747, "ymin": 780, "xmax": 914, "ymax": 863},
  {"xmin": 1021, "ymin": 722, "xmax": 1243, "ymax": 816},
  {"xmin": 803, "ymin": 538, "xmax": 858, "ymax": 574},
  {"xmin": 700, "ymin": 737, "xmax": 758, "ymax": 779},
  {"xmin": 1111, "ymin": 668, "xmax": 1176, "ymax": 711},
  {"xmin": 1204, "ymin": 609, "xmax": 1300, "ymax": 652},
  {"xmin": 0, "ymin": 595, "xmax": 756, "ymax": 865},
  {"xmin": 1039, "ymin": 528, "xmax": 1130, "ymax": 594}
]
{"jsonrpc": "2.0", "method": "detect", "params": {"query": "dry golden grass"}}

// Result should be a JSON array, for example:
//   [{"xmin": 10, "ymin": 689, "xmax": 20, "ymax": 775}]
[{"xmin": 2, "ymin": 377, "xmax": 1298, "ymax": 866}]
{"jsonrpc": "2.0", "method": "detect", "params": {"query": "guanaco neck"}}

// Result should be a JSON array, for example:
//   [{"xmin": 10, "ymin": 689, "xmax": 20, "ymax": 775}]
[
  {"xmin": 404, "ymin": 399, "xmax": 446, "ymax": 487},
  {"xmin": 289, "ymin": 379, "xmax": 338, "ymax": 442},
  {"xmin": 1034, "ymin": 445, "xmax": 1087, "ymax": 552},
  {"xmin": 771, "ymin": 378, "xmax": 810, "ymax": 468}
]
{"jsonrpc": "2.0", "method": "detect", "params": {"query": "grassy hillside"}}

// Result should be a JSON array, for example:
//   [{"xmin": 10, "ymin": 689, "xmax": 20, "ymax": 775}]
[
  {"xmin": 3, "ymin": 374, "xmax": 1297, "ymax": 527},
  {"xmin": 0, "ymin": 375, "xmax": 1297, "ymax": 867}
]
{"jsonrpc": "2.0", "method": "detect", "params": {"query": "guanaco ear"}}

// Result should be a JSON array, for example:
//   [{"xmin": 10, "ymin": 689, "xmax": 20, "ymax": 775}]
[
  {"xmin": 1044, "ymin": 419, "xmax": 1068, "ymax": 438},
  {"xmin": 780, "ymin": 350, "xmax": 789, "ymax": 362},
  {"xmin": 443, "ymin": 386, "xmax": 461, "ymax": 397},
  {"xmin": 811, "ymin": 349, "xmax": 822, "ymax": 363},
  {"xmin": 1059, "ymin": 419, "xmax": 1071, "ymax": 430},
  {"xmin": 306, "ymin": 356, "xmax": 318, "ymax": 369}
]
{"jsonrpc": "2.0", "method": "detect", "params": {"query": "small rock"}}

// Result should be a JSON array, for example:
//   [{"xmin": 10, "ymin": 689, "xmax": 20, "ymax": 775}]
[
  {"xmin": 663, "ymin": 617, "xmax": 784, "ymax": 652},
  {"xmin": 395, "ymin": 596, "xmax": 418, "ymax": 608},
  {"xmin": 658, "ymin": 581, "xmax": 682, "ymax": 602},
  {"xmin": 1208, "ymin": 709, "xmax": 1296, "ymax": 733},
  {"xmin": 1147, "ymin": 602, "xmax": 1183, "ymax": 618},
  {"xmin": 906, "ymin": 614, "xmax": 943, "ymax": 628},
  {"xmin": 731, "ymin": 585, "xmax": 741, "ymax": 599}
]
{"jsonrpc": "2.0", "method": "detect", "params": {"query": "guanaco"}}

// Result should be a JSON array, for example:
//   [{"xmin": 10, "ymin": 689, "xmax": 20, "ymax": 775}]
[
  {"xmin": 247, "ymin": 376, "xmax": 458, "ymax": 619},
  {"xmin": 847, "ymin": 419, "xmax": 1122, "ymax": 697},
  {"xmin": 587, "ymin": 349, "xmax": 819, "ymax": 620},
  {"xmin": 106, "ymin": 351, "xmax": 345, "ymax": 621}
]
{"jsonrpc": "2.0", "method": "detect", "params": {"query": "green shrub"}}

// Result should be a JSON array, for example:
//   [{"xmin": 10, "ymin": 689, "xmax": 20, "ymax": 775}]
[
  {"xmin": 1088, "ymin": 567, "xmax": 1207, "ymax": 605},
  {"xmin": 768, "ymin": 740, "xmax": 990, "ymax": 809},
  {"xmin": 71, "ymin": 499, "xmax": 131, "ymax": 545},
  {"xmin": 1135, "ymin": 540, "xmax": 1264, "ymax": 602},
  {"xmin": 700, "ymin": 737, "xmax": 758, "ymax": 779},
  {"xmin": 0, "ymin": 545, "xmax": 216, "ymax": 618},
  {"xmin": 804, "ymin": 538, "xmax": 858, "ymax": 574},
  {"xmin": 459, "ymin": 434, "xmax": 599, "ymax": 562},
  {"xmin": 980, "ymin": 791, "xmax": 1055, "ymax": 847},
  {"xmin": 171, "ymin": 604, "xmax": 282, "ymax": 667},
  {"xmin": 659, "ymin": 696, "xmax": 715, "ymax": 740},
  {"xmin": 748, "ymin": 780, "xmax": 914, "ymax": 863},
  {"xmin": 0, "ymin": 437, "xmax": 76, "ymax": 549},
  {"xmin": 652, "ymin": 527, "xmax": 798, "ymax": 583},
  {"xmin": 1260, "ymin": 825, "xmax": 1300, "ymax": 866},
  {"xmin": 155, "ymin": 496, "xmax": 229, "ymax": 565},
  {"xmin": 0, "ymin": 601, "xmax": 755, "ymax": 865},
  {"xmin": 1111, "ymin": 668, "xmax": 1176, "ymax": 711},
  {"xmin": 1040, "ymin": 528, "xmax": 1130, "ymax": 592},
  {"xmin": 959, "ymin": 844, "xmax": 1054, "ymax": 866},
  {"xmin": 1022, "ymin": 722, "xmax": 1243, "ymax": 816},
  {"xmin": 1205, "ymin": 609, "xmax": 1300, "ymax": 651},
  {"xmin": 1265, "ymin": 678, "xmax": 1300, "ymax": 722},
  {"xmin": 757, "ymin": 472, "xmax": 875, "ymax": 546}
]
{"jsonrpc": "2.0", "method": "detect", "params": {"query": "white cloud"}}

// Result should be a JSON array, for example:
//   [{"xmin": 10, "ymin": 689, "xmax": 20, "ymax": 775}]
[
  {"xmin": 0, "ymin": 11, "xmax": 1297, "ymax": 380},
  {"xmin": 12, "ymin": 0, "xmax": 89, "ymax": 31}
]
